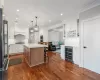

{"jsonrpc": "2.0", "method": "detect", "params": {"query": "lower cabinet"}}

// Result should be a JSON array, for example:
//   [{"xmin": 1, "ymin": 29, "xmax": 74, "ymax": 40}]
[
  {"xmin": 24, "ymin": 46, "xmax": 44, "ymax": 67},
  {"xmin": 24, "ymin": 46, "xmax": 31, "ymax": 65}
]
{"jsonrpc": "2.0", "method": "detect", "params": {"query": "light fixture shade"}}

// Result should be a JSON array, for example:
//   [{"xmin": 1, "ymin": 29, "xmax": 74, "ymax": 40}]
[
  {"xmin": 30, "ymin": 29, "xmax": 34, "ymax": 33},
  {"xmin": 34, "ymin": 27, "xmax": 38, "ymax": 31},
  {"xmin": 29, "ymin": 27, "xmax": 34, "ymax": 33},
  {"xmin": 29, "ymin": 21, "xmax": 34, "ymax": 33},
  {"xmin": 34, "ymin": 16, "xmax": 39, "ymax": 32},
  {"xmin": 34, "ymin": 25, "xmax": 39, "ymax": 32}
]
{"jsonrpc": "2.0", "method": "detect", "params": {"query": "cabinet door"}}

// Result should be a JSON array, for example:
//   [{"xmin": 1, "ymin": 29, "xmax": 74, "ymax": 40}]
[
  {"xmin": 24, "ymin": 46, "xmax": 30, "ymax": 64},
  {"xmin": 30, "ymin": 48, "xmax": 44, "ymax": 66},
  {"xmin": 27, "ymin": 48, "xmax": 30, "ymax": 64},
  {"xmin": 24, "ymin": 46, "xmax": 26, "ymax": 58}
]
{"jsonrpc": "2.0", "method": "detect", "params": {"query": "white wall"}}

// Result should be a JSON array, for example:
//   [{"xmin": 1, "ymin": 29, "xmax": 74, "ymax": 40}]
[
  {"xmin": 48, "ymin": 31, "xmax": 60, "ymax": 42},
  {"xmin": 59, "ymin": 31, "xmax": 64, "ymax": 43},
  {"xmin": 48, "ymin": 23, "xmax": 64, "ymax": 43},
  {"xmin": 48, "ymin": 30, "xmax": 64, "ymax": 45},
  {"xmin": 64, "ymin": 22, "xmax": 79, "ymax": 47},
  {"xmin": 0, "ymin": 0, "xmax": 4, "ymax": 8}
]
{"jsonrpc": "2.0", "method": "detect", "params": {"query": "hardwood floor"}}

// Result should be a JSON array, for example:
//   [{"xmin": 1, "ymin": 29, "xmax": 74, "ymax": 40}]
[{"xmin": 8, "ymin": 52, "xmax": 100, "ymax": 80}]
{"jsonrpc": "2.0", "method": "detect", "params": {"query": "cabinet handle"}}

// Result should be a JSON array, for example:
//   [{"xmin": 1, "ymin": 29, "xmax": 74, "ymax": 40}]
[{"xmin": 83, "ymin": 46, "xmax": 87, "ymax": 48}]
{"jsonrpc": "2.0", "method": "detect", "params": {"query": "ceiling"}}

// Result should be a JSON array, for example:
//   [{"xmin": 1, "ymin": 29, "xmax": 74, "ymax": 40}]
[
  {"xmin": 49, "ymin": 26, "xmax": 63, "ymax": 32},
  {"xmin": 4, "ymin": 0, "xmax": 100, "ymax": 30}
]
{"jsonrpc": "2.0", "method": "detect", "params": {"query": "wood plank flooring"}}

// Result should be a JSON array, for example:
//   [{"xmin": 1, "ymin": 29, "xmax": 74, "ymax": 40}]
[{"xmin": 8, "ymin": 52, "xmax": 100, "ymax": 80}]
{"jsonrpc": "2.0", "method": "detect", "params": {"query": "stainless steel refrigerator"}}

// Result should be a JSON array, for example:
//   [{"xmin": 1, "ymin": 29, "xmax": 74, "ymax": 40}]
[{"xmin": 0, "ymin": 8, "xmax": 9, "ymax": 80}]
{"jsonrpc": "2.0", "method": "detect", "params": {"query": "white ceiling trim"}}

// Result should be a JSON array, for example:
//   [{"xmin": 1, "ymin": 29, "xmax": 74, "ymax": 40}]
[{"xmin": 80, "ymin": 0, "xmax": 100, "ymax": 13}]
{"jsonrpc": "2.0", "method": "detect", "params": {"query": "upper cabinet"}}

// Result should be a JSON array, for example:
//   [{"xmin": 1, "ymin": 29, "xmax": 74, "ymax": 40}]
[{"xmin": 0, "ymin": 0, "xmax": 4, "ymax": 8}]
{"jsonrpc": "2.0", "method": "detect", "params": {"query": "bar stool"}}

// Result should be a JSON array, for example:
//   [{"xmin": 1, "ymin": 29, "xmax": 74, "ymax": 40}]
[{"xmin": 44, "ymin": 47, "xmax": 49, "ymax": 63}]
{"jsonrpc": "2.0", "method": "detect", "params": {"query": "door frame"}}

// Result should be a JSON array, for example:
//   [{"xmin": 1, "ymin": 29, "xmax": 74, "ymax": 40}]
[{"xmin": 80, "ymin": 15, "xmax": 100, "ymax": 67}]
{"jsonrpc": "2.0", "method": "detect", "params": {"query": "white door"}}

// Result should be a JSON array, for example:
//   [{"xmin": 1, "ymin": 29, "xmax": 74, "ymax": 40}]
[{"xmin": 83, "ymin": 17, "xmax": 100, "ymax": 74}]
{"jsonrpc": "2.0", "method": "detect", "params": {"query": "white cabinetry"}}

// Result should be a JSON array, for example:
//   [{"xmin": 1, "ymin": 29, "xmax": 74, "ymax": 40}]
[{"xmin": 9, "ymin": 44, "xmax": 24, "ymax": 54}]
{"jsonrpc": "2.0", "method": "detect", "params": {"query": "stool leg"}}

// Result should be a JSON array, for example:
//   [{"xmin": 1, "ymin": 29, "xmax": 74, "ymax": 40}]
[
  {"xmin": 44, "ymin": 54, "xmax": 46, "ymax": 62},
  {"xmin": 47, "ymin": 56, "xmax": 49, "ymax": 62}
]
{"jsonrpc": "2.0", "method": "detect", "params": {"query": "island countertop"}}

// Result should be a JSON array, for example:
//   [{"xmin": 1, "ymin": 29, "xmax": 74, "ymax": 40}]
[{"xmin": 24, "ymin": 43, "xmax": 48, "ymax": 48}]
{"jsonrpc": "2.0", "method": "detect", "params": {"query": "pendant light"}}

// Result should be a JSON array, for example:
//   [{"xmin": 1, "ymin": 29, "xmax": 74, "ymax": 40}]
[
  {"xmin": 30, "ymin": 21, "xmax": 34, "ymax": 33},
  {"xmin": 34, "ymin": 16, "xmax": 39, "ymax": 32}
]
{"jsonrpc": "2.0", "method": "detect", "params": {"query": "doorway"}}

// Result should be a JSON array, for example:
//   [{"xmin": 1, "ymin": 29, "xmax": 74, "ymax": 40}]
[{"xmin": 48, "ymin": 26, "xmax": 64, "ymax": 54}]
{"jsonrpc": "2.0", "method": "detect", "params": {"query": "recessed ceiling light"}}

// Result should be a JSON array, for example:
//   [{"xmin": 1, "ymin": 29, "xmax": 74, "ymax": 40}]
[
  {"xmin": 3, "ymin": 14, "xmax": 5, "ymax": 17},
  {"xmin": 16, "ymin": 18, "xmax": 18, "ymax": 20},
  {"xmin": 17, "ymin": 9, "xmax": 19, "ymax": 12},
  {"xmin": 49, "ymin": 20, "xmax": 51, "ymax": 22},
  {"xmin": 34, "ymin": 27, "xmax": 38, "ymax": 31},
  {"xmin": 61, "ymin": 13, "xmax": 63, "ymax": 16},
  {"xmin": 15, "ymin": 21, "xmax": 18, "ymax": 24},
  {"xmin": 30, "ymin": 30, "xmax": 34, "ymax": 32}
]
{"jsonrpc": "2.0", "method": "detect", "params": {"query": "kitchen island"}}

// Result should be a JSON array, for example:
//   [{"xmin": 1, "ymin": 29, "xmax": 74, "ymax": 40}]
[{"xmin": 24, "ymin": 44, "xmax": 47, "ymax": 67}]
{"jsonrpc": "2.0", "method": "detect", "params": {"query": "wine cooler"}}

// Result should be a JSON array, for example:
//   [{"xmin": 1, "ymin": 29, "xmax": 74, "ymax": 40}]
[{"xmin": 65, "ymin": 46, "xmax": 73, "ymax": 63}]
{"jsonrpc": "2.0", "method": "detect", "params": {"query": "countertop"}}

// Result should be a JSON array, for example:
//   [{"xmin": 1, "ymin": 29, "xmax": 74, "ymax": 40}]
[{"xmin": 24, "ymin": 43, "xmax": 48, "ymax": 48}]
